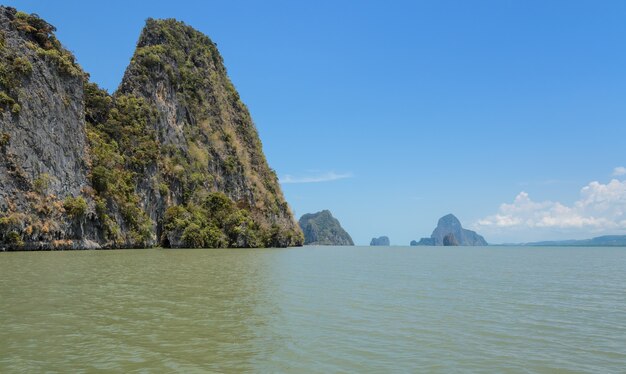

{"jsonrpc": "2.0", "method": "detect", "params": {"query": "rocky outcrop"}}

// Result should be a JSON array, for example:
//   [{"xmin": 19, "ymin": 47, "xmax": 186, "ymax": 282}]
[
  {"xmin": 370, "ymin": 236, "xmax": 390, "ymax": 246},
  {"xmin": 299, "ymin": 210, "xmax": 354, "ymax": 246},
  {"xmin": 0, "ymin": 7, "xmax": 303, "ymax": 250},
  {"xmin": 411, "ymin": 214, "xmax": 487, "ymax": 246}
]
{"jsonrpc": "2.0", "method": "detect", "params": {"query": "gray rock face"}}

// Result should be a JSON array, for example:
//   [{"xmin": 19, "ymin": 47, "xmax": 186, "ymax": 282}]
[
  {"xmin": 299, "ymin": 210, "xmax": 354, "ymax": 246},
  {"xmin": 411, "ymin": 214, "xmax": 487, "ymax": 246},
  {"xmin": 0, "ymin": 7, "xmax": 101, "ymax": 250},
  {"xmin": 370, "ymin": 236, "xmax": 390, "ymax": 246}
]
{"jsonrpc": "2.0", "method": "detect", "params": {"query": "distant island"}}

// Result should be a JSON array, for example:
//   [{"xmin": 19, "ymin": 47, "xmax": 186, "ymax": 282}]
[
  {"xmin": 512, "ymin": 235, "xmax": 626, "ymax": 247},
  {"xmin": 299, "ymin": 210, "xmax": 354, "ymax": 246},
  {"xmin": 370, "ymin": 236, "xmax": 390, "ymax": 246},
  {"xmin": 411, "ymin": 214, "xmax": 488, "ymax": 246}
]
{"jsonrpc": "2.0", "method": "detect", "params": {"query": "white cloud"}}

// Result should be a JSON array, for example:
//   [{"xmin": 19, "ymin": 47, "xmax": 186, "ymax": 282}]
[
  {"xmin": 476, "ymin": 179, "xmax": 626, "ymax": 240},
  {"xmin": 613, "ymin": 166, "xmax": 626, "ymax": 177},
  {"xmin": 280, "ymin": 171, "xmax": 353, "ymax": 184}
]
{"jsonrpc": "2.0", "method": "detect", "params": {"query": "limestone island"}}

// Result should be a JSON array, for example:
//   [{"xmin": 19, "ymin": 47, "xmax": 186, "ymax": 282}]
[
  {"xmin": 411, "ymin": 214, "xmax": 487, "ymax": 246},
  {"xmin": 299, "ymin": 210, "xmax": 354, "ymax": 246},
  {"xmin": 370, "ymin": 236, "xmax": 390, "ymax": 246}
]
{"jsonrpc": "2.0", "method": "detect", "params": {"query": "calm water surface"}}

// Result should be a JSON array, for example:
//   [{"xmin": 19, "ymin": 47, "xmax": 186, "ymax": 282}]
[{"xmin": 1, "ymin": 246, "xmax": 625, "ymax": 373}]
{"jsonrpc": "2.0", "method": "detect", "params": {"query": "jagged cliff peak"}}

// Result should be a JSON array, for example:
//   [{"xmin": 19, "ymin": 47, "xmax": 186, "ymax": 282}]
[
  {"xmin": 0, "ymin": 8, "xmax": 303, "ymax": 250},
  {"xmin": 116, "ymin": 17, "xmax": 303, "ymax": 248}
]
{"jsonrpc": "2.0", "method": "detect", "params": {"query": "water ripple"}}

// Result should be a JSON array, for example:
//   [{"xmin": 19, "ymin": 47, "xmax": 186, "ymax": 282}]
[{"xmin": 1, "ymin": 246, "xmax": 625, "ymax": 372}]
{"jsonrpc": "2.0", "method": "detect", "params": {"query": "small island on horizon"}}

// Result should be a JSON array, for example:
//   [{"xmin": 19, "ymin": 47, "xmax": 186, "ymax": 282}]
[
  {"xmin": 370, "ymin": 236, "xmax": 390, "ymax": 246},
  {"xmin": 298, "ymin": 210, "xmax": 354, "ymax": 246},
  {"xmin": 499, "ymin": 235, "xmax": 626, "ymax": 247},
  {"xmin": 411, "ymin": 214, "xmax": 488, "ymax": 247}
]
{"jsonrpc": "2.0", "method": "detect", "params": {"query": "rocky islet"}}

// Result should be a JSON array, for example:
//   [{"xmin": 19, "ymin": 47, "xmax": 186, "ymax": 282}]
[
  {"xmin": 299, "ymin": 210, "xmax": 354, "ymax": 246},
  {"xmin": 411, "ymin": 214, "xmax": 488, "ymax": 246}
]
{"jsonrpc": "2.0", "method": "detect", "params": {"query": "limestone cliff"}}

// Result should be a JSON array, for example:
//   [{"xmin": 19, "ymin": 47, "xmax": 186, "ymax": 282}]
[
  {"xmin": 299, "ymin": 210, "xmax": 354, "ymax": 246},
  {"xmin": 0, "ymin": 7, "xmax": 303, "ymax": 250}
]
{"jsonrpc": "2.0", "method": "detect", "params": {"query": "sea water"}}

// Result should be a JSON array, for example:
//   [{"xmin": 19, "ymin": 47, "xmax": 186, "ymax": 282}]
[{"xmin": 1, "ymin": 246, "xmax": 624, "ymax": 372}]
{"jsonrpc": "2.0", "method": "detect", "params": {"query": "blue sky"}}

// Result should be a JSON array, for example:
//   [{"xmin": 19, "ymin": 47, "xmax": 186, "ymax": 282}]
[{"xmin": 8, "ymin": 0, "xmax": 626, "ymax": 244}]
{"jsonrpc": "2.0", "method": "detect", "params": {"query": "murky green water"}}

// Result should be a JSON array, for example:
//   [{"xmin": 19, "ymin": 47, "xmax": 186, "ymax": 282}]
[{"xmin": 1, "ymin": 246, "xmax": 625, "ymax": 373}]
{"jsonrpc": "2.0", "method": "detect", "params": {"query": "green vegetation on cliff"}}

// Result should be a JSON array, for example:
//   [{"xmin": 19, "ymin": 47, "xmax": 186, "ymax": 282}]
[
  {"xmin": 10, "ymin": 10, "xmax": 81, "ymax": 77},
  {"xmin": 84, "ymin": 83, "xmax": 157, "ymax": 247},
  {"xmin": 163, "ymin": 192, "xmax": 299, "ymax": 248}
]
